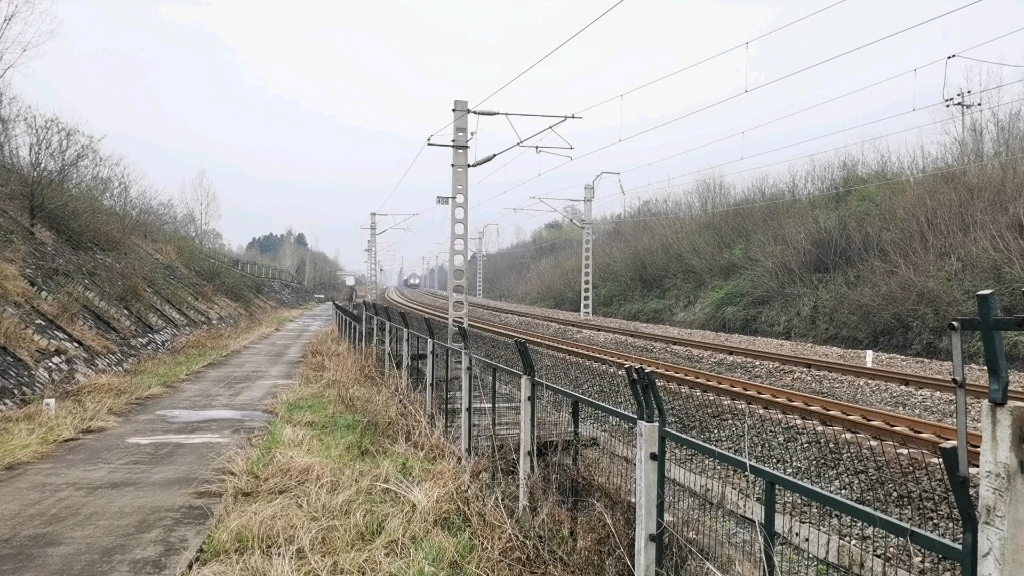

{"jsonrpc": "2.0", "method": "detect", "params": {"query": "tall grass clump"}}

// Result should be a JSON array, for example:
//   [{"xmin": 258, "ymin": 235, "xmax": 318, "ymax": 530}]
[{"xmin": 191, "ymin": 329, "xmax": 622, "ymax": 575}]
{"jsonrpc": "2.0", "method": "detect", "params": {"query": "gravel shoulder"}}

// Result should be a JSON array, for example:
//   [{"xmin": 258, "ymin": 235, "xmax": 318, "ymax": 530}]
[
  {"xmin": 408, "ymin": 290, "xmax": 997, "ymax": 431},
  {"xmin": 441, "ymin": 291, "xmax": 1024, "ymax": 390}
]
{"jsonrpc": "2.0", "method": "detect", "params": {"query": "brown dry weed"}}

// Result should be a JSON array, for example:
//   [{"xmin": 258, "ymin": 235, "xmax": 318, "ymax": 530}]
[{"xmin": 190, "ymin": 328, "xmax": 580, "ymax": 576}]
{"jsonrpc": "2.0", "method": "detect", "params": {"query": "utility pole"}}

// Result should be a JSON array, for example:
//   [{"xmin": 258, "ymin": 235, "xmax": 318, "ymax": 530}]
[
  {"xmin": 303, "ymin": 254, "xmax": 310, "ymax": 287},
  {"xmin": 368, "ymin": 212, "xmax": 378, "ymax": 300},
  {"xmin": 474, "ymin": 235, "xmax": 484, "ymax": 298},
  {"xmin": 476, "ymin": 223, "xmax": 497, "ymax": 299},
  {"xmin": 427, "ymin": 102, "xmax": 579, "ymax": 340},
  {"xmin": 581, "ymin": 182, "xmax": 594, "ymax": 317},
  {"xmin": 365, "ymin": 240, "xmax": 371, "ymax": 295},
  {"xmin": 948, "ymin": 90, "xmax": 981, "ymax": 163},
  {"xmin": 446, "ymin": 100, "xmax": 470, "ymax": 342}
]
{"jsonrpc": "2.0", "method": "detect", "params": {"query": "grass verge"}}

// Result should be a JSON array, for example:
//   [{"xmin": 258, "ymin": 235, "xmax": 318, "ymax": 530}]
[
  {"xmin": 189, "ymin": 328, "xmax": 566, "ymax": 576},
  {"xmin": 0, "ymin": 308, "xmax": 301, "ymax": 470}
]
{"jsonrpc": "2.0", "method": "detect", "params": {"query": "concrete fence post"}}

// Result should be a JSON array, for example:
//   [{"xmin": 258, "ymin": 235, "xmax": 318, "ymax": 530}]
[
  {"xmin": 372, "ymin": 317, "xmax": 378, "ymax": 357},
  {"xmin": 384, "ymin": 321, "xmax": 391, "ymax": 377},
  {"xmin": 425, "ymin": 339, "xmax": 434, "ymax": 417},
  {"xmin": 635, "ymin": 421, "xmax": 658, "ymax": 576},
  {"xmin": 361, "ymin": 307, "xmax": 367, "ymax": 351},
  {"xmin": 402, "ymin": 327, "xmax": 410, "ymax": 386},
  {"xmin": 518, "ymin": 373, "xmax": 535, "ymax": 516},
  {"xmin": 977, "ymin": 400, "xmax": 1024, "ymax": 575},
  {"xmin": 461, "ymin": 348, "xmax": 471, "ymax": 456}
]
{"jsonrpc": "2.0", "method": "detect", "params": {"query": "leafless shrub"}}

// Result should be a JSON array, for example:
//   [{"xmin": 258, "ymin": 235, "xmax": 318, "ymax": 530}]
[
  {"xmin": 178, "ymin": 169, "xmax": 221, "ymax": 249},
  {"xmin": 0, "ymin": 0, "xmax": 57, "ymax": 81}
]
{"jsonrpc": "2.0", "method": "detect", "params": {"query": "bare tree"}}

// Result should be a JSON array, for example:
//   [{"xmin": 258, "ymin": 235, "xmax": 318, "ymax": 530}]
[
  {"xmin": 0, "ymin": 0, "xmax": 58, "ymax": 81},
  {"xmin": 178, "ymin": 169, "xmax": 221, "ymax": 248},
  {"xmin": 100, "ymin": 156, "xmax": 149, "ymax": 239},
  {"xmin": 3, "ymin": 106, "xmax": 98, "ymax": 226}
]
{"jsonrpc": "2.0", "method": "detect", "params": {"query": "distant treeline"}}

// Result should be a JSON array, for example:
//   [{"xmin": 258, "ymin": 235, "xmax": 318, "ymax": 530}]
[{"xmin": 235, "ymin": 229, "xmax": 348, "ymax": 299}]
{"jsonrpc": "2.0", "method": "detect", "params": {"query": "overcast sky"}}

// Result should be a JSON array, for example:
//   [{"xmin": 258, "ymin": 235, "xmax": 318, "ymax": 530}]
[{"xmin": 13, "ymin": 0, "xmax": 1024, "ymax": 281}]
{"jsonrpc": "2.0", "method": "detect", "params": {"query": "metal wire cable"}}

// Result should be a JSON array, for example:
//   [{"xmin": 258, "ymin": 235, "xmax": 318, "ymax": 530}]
[
  {"xmin": 574, "ymin": 0, "xmax": 851, "ymax": 115},
  {"xmin": 507, "ymin": 24, "xmax": 1024, "ymax": 203},
  {"xmin": 473, "ymin": 0, "xmax": 985, "ymax": 209},
  {"xmin": 375, "ymin": 139, "xmax": 428, "ymax": 212},
  {"xmin": 593, "ymin": 82, "xmax": 1023, "ymax": 210},
  {"xmin": 428, "ymin": 0, "xmax": 627, "ymax": 140},
  {"xmin": 955, "ymin": 55, "xmax": 1024, "ymax": 68},
  {"xmin": 392, "ymin": 2, "xmax": 997, "ymax": 256}
]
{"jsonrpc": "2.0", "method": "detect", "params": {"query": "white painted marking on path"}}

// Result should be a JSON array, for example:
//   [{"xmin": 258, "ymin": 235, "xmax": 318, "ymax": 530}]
[{"xmin": 126, "ymin": 435, "xmax": 230, "ymax": 444}]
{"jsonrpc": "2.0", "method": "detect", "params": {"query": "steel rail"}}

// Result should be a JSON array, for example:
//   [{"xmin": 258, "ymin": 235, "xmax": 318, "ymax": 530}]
[
  {"xmin": 417, "ymin": 290, "xmax": 1015, "ymax": 402},
  {"xmin": 387, "ymin": 288, "xmax": 980, "ymax": 463}
]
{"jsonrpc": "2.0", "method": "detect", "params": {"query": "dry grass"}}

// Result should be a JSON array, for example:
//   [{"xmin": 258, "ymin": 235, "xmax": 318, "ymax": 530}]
[
  {"xmin": 0, "ymin": 313, "xmax": 40, "ymax": 364},
  {"xmin": 0, "ymin": 308, "xmax": 301, "ymax": 470},
  {"xmin": 36, "ymin": 287, "xmax": 117, "ymax": 355},
  {"xmin": 190, "ymin": 329, "xmax": 577, "ymax": 576},
  {"xmin": 0, "ymin": 259, "xmax": 33, "ymax": 306}
]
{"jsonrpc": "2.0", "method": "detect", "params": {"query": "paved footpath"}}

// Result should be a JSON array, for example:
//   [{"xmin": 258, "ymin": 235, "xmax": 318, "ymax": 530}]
[{"xmin": 0, "ymin": 304, "xmax": 333, "ymax": 576}]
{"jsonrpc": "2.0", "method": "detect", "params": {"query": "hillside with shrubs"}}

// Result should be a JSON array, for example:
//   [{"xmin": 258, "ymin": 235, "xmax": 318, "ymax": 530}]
[
  {"xmin": 481, "ymin": 86, "xmax": 1024, "ymax": 362},
  {"xmin": 0, "ymin": 86, "xmax": 319, "ymax": 406}
]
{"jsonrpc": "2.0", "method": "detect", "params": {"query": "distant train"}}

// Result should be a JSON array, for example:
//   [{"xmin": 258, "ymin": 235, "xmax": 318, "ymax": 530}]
[{"xmin": 403, "ymin": 273, "xmax": 422, "ymax": 289}]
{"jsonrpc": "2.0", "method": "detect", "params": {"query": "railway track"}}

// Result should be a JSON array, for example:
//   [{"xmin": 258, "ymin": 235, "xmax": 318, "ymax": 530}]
[
  {"xmin": 416, "ymin": 289, "xmax": 1018, "ymax": 403},
  {"xmin": 385, "ymin": 288, "xmax": 981, "ymax": 463}
]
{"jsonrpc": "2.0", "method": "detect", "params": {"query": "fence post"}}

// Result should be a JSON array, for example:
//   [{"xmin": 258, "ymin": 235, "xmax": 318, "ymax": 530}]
[
  {"xmin": 458, "ymin": 325, "xmax": 471, "ymax": 456},
  {"xmin": 424, "ymin": 318, "xmax": 436, "ymax": 420},
  {"xmin": 371, "ymin": 307, "xmax": 378, "ymax": 356},
  {"xmin": 399, "ymin": 312, "xmax": 411, "ymax": 387},
  {"xmin": 974, "ymin": 291, "xmax": 1021, "ymax": 576},
  {"xmin": 384, "ymin": 320, "xmax": 391, "ymax": 377},
  {"xmin": 761, "ymin": 481, "xmax": 778, "ymax": 576},
  {"xmin": 628, "ymin": 367, "xmax": 657, "ymax": 576},
  {"xmin": 940, "ymin": 442, "xmax": 978, "ymax": 576},
  {"xmin": 641, "ymin": 369, "xmax": 669, "ymax": 570},
  {"xmin": 361, "ymin": 301, "xmax": 367, "ymax": 351},
  {"xmin": 514, "ymin": 339, "xmax": 536, "ymax": 516}
]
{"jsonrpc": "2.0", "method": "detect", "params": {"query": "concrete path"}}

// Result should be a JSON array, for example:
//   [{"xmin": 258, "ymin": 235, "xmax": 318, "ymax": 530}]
[{"xmin": 0, "ymin": 304, "xmax": 333, "ymax": 576}]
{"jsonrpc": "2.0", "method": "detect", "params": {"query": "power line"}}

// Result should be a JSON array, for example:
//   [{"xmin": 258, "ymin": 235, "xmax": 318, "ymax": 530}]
[
  {"xmin": 955, "ymin": 55, "xmax": 1024, "ymax": 68},
  {"xmin": 375, "ymin": 139, "xmax": 427, "ymax": 212},
  {"xmin": 396, "ymin": 2, "xmax": 998, "ymax": 257},
  {"xmin": 429, "ymin": 0, "xmax": 627, "ymax": 140},
  {"xmin": 476, "ymin": 0, "xmax": 627, "ymax": 110},
  {"xmin": 388, "ymin": 1, "xmax": 627, "ymax": 211},
  {"xmin": 574, "ymin": 0, "xmax": 851, "ymax": 115},
  {"xmin": 473, "ymin": 0, "xmax": 985, "ymax": 209},
  {"xmin": 395, "ymin": 84, "xmax": 1008, "ymax": 256},
  {"xmin": 594, "ymin": 82, "xmax": 1022, "ymax": 210},
  {"xmin": 497, "ymin": 24, "xmax": 1024, "ymax": 205}
]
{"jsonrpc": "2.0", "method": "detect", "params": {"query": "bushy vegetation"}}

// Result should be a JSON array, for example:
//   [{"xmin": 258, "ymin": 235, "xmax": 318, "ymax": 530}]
[{"xmin": 484, "ymin": 89, "xmax": 1024, "ymax": 362}]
